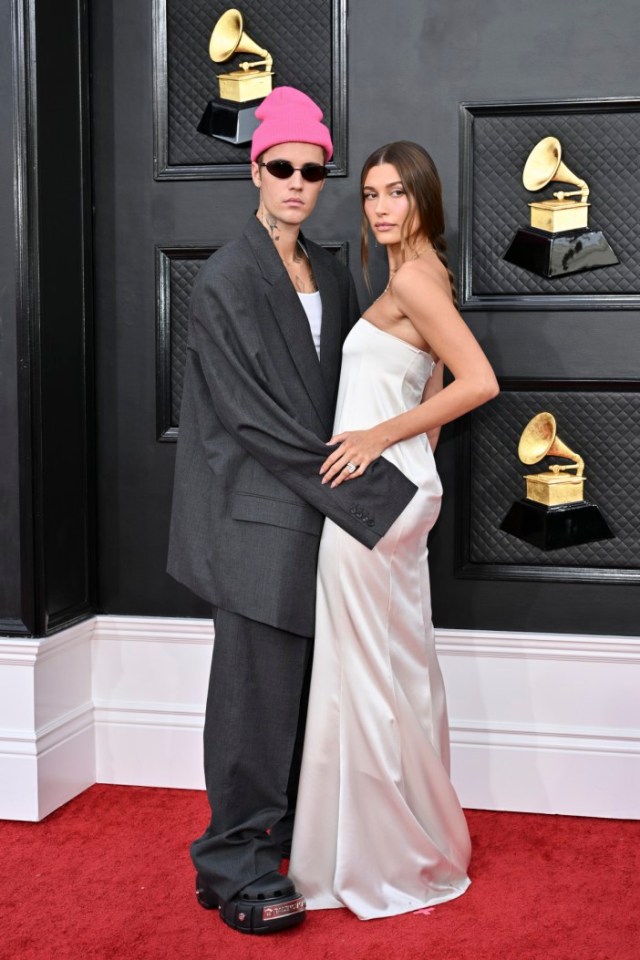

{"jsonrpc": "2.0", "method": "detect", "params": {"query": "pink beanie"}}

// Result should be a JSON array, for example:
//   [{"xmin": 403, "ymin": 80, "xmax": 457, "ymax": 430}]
[{"xmin": 251, "ymin": 86, "xmax": 333, "ymax": 162}]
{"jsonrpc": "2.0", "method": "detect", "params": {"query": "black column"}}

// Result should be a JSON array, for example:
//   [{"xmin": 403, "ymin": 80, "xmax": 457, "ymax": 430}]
[{"xmin": 0, "ymin": 0, "xmax": 95, "ymax": 637}]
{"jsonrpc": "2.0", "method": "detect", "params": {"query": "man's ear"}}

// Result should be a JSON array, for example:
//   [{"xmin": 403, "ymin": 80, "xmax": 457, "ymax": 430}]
[{"xmin": 251, "ymin": 160, "xmax": 262, "ymax": 189}]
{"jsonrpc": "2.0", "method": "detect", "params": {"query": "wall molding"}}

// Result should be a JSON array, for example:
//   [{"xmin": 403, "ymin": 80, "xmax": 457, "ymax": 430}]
[
  {"xmin": 93, "ymin": 613, "xmax": 214, "ymax": 644},
  {"xmin": 12, "ymin": 0, "xmax": 41, "ymax": 635},
  {"xmin": 437, "ymin": 627, "xmax": 640, "ymax": 664},
  {"xmin": 92, "ymin": 615, "xmax": 211, "ymax": 790},
  {"xmin": 0, "ymin": 618, "xmax": 31, "ymax": 637},
  {"xmin": 1, "ymin": 702, "xmax": 94, "ymax": 757},
  {"xmin": 1, "ymin": 615, "xmax": 638, "ymax": 820},
  {"xmin": 451, "ymin": 718, "xmax": 640, "ymax": 755},
  {"xmin": 7, "ymin": 0, "xmax": 96, "ymax": 637},
  {"xmin": 0, "ymin": 618, "xmax": 94, "ymax": 665},
  {"xmin": 0, "ymin": 622, "xmax": 95, "ymax": 819}
]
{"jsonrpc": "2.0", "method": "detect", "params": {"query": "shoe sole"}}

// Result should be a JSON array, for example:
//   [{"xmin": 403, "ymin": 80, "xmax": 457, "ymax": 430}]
[
  {"xmin": 220, "ymin": 893, "xmax": 306, "ymax": 934},
  {"xmin": 195, "ymin": 879, "xmax": 218, "ymax": 911},
  {"xmin": 195, "ymin": 876, "xmax": 306, "ymax": 934}
]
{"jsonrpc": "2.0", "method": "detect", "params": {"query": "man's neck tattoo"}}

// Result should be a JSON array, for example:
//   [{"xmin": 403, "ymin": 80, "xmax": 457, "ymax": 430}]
[
  {"xmin": 257, "ymin": 208, "xmax": 315, "ymax": 291},
  {"xmin": 259, "ymin": 205, "xmax": 280, "ymax": 241},
  {"xmin": 294, "ymin": 273, "xmax": 317, "ymax": 293}
]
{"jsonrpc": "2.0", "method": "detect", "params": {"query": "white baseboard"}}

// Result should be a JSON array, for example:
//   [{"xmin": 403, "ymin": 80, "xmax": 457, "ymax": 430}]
[
  {"xmin": 437, "ymin": 628, "xmax": 640, "ymax": 819},
  {"xmin": 92, "ymin": 615, "xmax": 212, "ymax": 789},
  {"xmin": 93, "ymin": 701, "xmax": 205, "ymax": 790},
  {"xmin": 0, "ymin": 624, "xmax": 95, "ymax": 820},
  {"xmin": 1, "ymin": 617, "xmax": 638, "ymax": 821}
]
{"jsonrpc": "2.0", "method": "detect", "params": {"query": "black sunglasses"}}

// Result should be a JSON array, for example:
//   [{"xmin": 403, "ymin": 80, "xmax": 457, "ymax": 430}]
[{"xmin": 260, "ymin": 159, "xmax": 328, "ymax": 183}]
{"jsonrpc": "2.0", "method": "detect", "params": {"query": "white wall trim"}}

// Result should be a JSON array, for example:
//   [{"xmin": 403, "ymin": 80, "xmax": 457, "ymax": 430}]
[
  {"xmin": 437, "ymin": 627, "xmax": 640, "ymax": 819},
  {"xmin": 1, "ymin": 615, "xmax": 639, "ymax": 820},
  {"xmin": 0, "ymin": 701, "xmax": 94, "ymax": 757},
  {"xmin": 451, "ymin": 718, "xmax": 640, "ymax": 752},
  {"xmin": 92, "ymin": 616, "xmax": 212, "ymax": 790},
  {"xmin": 92, "ymin": 699, "xmax": 204, "ymax": 727},
  {"xmin": 436, "ymin": 627, "xmax": 640, "ymax": 663},
  {"xmin": 0, "ymin": 623, "xmax": 95, "ymax": 820},
  {"xmin": 0, "ymin": 639, "xmax": 41, "ymax": 666},
  {"xmin": 93, "ymin": 614, "xmax": 214, "ymax": 644}
]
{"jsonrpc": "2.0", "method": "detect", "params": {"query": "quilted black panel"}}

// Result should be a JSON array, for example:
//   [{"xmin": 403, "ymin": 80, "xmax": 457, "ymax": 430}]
[
  {"xmin": 465, "ymin": 106, "xmax": 640, "ymax": 297},
  {"xmin": 465, "ymin": 387, "xmax": 640, "ymax": 569},
  {"xmin": 165, "ymin": 0, "xmax": 333, "ymax": 168},
  {"xmin": 169, "ymin": 255, "xmax": 208, "ymax": 421}
]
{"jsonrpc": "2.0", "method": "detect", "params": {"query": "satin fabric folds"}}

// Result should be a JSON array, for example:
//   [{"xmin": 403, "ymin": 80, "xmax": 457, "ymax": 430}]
[{"xmin": 289, "ymin": 319, "xmax": 471, "ymax": 920}]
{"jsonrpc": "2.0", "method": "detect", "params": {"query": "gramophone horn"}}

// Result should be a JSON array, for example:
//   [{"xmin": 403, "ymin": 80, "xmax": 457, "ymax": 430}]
[
  {"xmin": 522, "ymin": 136, "xmax": 588, "ymax": 198},
  {"xmin": 209, "ymin": 8, "xmax": 269, "ymax": 64},
  {"xmin": 518, "ymin": 411, "xmax": 584, "ymax": 476}
]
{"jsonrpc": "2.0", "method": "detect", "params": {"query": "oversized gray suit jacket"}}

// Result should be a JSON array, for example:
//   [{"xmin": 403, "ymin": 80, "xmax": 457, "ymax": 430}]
[{"xmin": 167, "ymin": 215, "xmax": 417, "ymax": 637}]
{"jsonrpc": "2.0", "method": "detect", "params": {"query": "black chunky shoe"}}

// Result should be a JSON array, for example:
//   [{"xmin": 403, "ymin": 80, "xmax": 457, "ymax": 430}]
[
  {"xmin": 195, "ymin": 874, "xmax": 219, "ymax": 910},
  {"xmin": 195, "ymin": 871, "xmax": 306, "ymax": 934}
]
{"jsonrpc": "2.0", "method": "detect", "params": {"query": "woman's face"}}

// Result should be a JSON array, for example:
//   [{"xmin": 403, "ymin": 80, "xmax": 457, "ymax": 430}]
[{"xmin": 362, "ymin": 163, "xmax": 416, "ymax": 246}]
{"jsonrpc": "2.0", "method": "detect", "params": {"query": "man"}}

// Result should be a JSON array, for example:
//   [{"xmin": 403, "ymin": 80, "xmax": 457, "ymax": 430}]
[{"xmin": 167, "ymin": 87, "xmax": 416, "ymax": 935}]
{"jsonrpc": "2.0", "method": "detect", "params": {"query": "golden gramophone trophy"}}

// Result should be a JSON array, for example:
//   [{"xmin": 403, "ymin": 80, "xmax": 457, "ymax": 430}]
[
  {"xmin": 500, "ymin": 412, "xmax": 614, "ymax": 550},
  {"xmin": 198, "ymin": 8, "xmax": 274, "ymax": 145},
  {"xmin": 503, "ymin": 136, "xmax": 618, "ymax": 278}
]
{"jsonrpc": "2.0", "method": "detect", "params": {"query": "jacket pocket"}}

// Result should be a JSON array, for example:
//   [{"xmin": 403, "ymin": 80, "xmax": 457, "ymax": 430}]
[{"xmin": 231, "ymin": 492, "xmax": 323, "ymax": 536}]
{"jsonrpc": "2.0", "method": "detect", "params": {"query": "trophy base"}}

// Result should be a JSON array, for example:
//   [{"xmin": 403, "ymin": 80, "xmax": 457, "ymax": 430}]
[
  {"xmin": 197, "ymin": 98, "xmax": 263, "ymax": 145},
  {"xmin": 500, "ymin": 498, "xmax": 614, "ymax": 551},
  {"xmin": 503, "ymin": 227, "xmax": 619, "ymax": 278}
]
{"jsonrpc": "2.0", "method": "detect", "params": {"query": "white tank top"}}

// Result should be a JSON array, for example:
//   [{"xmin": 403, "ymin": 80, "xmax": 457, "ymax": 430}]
[{"xmin": 297, "ymin": 290, "xmax": 322, "ymax": 359}]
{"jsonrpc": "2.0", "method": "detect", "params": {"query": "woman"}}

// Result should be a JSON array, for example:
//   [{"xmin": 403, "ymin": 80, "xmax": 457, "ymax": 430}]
[{"xmin": 288, "ymin": 141, "xmax": 499, "ymax": 919}]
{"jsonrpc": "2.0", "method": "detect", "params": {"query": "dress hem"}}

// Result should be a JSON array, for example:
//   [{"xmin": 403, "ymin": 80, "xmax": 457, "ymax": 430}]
[{"xmin": 304, "ymin": 875, "xmax": 472, "ymax": 921}]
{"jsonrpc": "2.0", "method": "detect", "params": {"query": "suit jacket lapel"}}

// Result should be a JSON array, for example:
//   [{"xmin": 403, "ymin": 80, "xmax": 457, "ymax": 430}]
[
  {"xmin": 266, "ymin": 275, "xmax": 333, "ymax": 433},
  {"xmin": 245, "ymin": 217, "xmax": 333, "ymax": 435}
]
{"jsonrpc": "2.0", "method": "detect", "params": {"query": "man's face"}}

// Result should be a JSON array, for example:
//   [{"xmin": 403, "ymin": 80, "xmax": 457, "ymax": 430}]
[{"xmin": 251, "ymin": 141, "xmax": 326, "ymax": 226}]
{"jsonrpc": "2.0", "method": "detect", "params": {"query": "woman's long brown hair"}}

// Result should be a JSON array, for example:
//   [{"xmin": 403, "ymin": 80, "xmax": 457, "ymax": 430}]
[{"xmin": 360, "ymin": 140, "xmax": 458, "ymax": 307}]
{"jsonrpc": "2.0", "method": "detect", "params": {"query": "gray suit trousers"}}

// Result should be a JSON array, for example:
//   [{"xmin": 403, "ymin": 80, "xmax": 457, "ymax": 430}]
[{"xmin": 190, "ymin": 608, "xmax": 313, "ymax": 900}]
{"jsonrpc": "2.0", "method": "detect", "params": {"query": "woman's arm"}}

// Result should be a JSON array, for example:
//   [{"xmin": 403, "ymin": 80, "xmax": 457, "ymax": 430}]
[
  {"xmin": 321, "ymin": 258, "xmax": 499, "ymax": 486},
  {"xmin": 423, "ymin": 358, "xmax": 444, "ymax": 452}
]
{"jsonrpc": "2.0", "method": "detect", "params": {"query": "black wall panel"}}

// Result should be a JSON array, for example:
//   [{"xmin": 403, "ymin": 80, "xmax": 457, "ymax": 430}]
[
  {"xmin": 460, "ymin": 381, "xmax": 640, "ymax": 577},
  {"xmin": 90, "ymin": 0, "xmax": 640, "ymax": 633},
  {"xmin": 34, "ymin": 0, "xmax": 95, "ymax": 631},
  {"xmin": 1, "ymin": 0, "xmax": 95, "ymax": 636},
  {"xmin": 460, "ymin": 100, "xmax": 640, "ymax": 309},
  {"xmin": 0, "ymin": 1, "xmax": 24, "ymax": 632},
  {"xmin": 154, "ymin": 0, "xmax": 346, "ymax": 178}
]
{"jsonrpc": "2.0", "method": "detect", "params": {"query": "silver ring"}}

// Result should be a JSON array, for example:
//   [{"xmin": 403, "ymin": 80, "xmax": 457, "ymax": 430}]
[{"xmin": 345, "ymin": 462, "xmax": 357, "ymax": 474}]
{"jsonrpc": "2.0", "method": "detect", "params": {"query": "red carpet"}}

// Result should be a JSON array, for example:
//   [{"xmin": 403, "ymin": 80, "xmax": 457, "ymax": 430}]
[{"xmin": 2, "ymin": 785, "xmax": 638, "ymax": 960}]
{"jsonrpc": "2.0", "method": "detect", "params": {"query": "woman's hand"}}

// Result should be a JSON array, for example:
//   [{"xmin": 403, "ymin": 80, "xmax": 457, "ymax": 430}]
[{"xmin": 320, "ymin": 428, "xmax": 387, "ymax": 488}]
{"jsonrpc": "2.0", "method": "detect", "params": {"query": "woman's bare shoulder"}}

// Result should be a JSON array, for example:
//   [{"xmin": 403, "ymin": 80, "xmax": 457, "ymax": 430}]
[{"xmin": 391, "ymin": 254, "xmax": 451, "ymax": 303}]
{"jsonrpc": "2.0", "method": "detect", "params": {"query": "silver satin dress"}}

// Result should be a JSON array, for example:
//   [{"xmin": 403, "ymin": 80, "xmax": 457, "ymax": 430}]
[{"xmin": 288, "ymin": 318, "xmax": 471, "ymax": 920}]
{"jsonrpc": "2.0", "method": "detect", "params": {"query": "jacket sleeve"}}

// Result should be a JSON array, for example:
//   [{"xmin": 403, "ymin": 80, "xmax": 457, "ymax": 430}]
[{"xmin": 188, "ymin": 269, "xmax": 417, "ymax": 550}]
